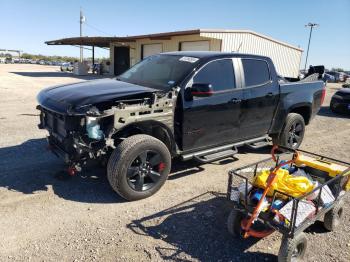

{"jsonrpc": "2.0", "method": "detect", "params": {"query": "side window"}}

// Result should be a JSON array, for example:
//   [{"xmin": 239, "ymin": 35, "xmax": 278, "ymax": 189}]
[
  {"xmin": 193, "ymin": 59, "xmax": 235, "ymax": 91},
  {"xmin": 242, "ymin": 59, "xmax": 270, "ymax": 87}
]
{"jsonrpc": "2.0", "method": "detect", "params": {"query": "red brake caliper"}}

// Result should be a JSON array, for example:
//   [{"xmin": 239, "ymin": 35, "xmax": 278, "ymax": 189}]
[{"xmin": 158, "ymin": 162, "xmax": 166, "ymax": 172}]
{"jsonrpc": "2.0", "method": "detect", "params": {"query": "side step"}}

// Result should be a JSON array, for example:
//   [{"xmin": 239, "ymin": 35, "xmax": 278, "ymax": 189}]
[
  {"xmin": 245, "ymin": 137, "xmax": 271, "ymax": 149},
  {"xmin": 194, "ymin": 147, "xmax": 238, "ymax": 164},
  {"xmin": 181, "ymin": 135, "xmax": 269, "ymax": 163}
]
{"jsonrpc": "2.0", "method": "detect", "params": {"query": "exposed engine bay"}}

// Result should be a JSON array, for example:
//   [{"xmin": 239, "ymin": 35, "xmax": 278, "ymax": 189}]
[{"xmin": 37, "ymin": 88, "xmax": 179, "ymax": 172}]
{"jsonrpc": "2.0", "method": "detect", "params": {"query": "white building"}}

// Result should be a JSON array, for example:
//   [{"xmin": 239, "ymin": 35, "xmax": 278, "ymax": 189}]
[{"xmin": 46, "ymin": 29, "xmax": 303, "ymax": 78}]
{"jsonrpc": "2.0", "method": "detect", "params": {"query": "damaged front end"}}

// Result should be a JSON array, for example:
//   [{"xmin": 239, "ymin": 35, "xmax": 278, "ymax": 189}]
[{"xmin": 37, "ymin": 87, "xmax": 178, "ymax": 173}]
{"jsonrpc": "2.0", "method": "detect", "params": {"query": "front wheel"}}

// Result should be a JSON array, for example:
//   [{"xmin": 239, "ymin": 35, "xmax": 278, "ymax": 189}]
[
  {"xmin": 278, "ymin": 232, "xmax": 307, "ymax": 262},
  {"xmin": 227, "ymin": 209, "xmax": 244, "ymax": 237},
  {"xmin": 107, "ymin": 134, "xmax": 171, "ymax": 201},
  {"xmin": 272, "ymin": 113, "xmax": 305, "ymax": 149}
]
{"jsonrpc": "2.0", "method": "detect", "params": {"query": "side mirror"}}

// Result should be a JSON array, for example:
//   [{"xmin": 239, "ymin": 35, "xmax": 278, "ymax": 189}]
[{"xmin": 191, "ymin": 83, "xmax": 214, "ymax": 97}]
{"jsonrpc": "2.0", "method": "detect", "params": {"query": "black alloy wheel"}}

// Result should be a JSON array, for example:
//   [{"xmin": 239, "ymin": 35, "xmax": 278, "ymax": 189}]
[
  {"xmin": 126, "ymin": 150, "xmax": 165, "ymax": 192},
  {"xmin": 287, "ymin": 121, "xmax": 304, "ymax": 148},
  {"xmin": 107, "ymin": 134, "xmax": 171, "ymax": 201}
]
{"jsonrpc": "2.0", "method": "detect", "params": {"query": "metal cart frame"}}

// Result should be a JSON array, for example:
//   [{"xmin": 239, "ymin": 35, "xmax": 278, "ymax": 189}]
[{"xmin": 227, "ymin": 148, "xmax": 350, "ymax": 261}]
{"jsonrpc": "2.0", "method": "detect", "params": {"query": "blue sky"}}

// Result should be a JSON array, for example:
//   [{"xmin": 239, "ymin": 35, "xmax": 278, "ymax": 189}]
[{"xmin": 1, "ymin": 0, "xmax": 349, "ymax": 69}]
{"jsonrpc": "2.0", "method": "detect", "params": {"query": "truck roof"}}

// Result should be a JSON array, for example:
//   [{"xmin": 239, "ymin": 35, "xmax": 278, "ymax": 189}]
[{"xmin": 163, "ymin": 51, "xmax": 270, "ymax": 60}]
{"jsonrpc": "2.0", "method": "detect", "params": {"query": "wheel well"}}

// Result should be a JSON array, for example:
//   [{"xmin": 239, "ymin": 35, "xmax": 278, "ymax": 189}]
[
  {"xmin": 290, "ymin": 106, "xmax": 311, "ymax": 125},
  {"xmin": 113, "ymin": 122, "xmax": 175, "ymax": 155}
]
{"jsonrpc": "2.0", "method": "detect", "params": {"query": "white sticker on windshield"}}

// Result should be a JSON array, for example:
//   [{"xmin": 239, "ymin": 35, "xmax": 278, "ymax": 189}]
[
  {"xmin": 168, "ymin": 80, "xmax": 175, "ymax": 85},
  {"xmin": 179, "ymin": 56, "xmax": 199, "ymax": 63}
]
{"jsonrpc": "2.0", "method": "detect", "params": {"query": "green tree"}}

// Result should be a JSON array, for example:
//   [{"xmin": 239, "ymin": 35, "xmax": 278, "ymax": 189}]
[{"xmin": 331, "ymin": 68, "xmax": 344, "ymax": 72}]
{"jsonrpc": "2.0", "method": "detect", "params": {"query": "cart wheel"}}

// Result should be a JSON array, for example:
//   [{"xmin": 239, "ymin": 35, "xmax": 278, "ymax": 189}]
[
  {"xmin": 323, "ymin": 199, "xmax": 344, "ymax": 232},
  {"xmin": 278, "ymin": 232, "xmax": 307, "ymax": 262},
  {"xmin": 227, "ymin": 209, "xmax": 244, "ymax": 237}
]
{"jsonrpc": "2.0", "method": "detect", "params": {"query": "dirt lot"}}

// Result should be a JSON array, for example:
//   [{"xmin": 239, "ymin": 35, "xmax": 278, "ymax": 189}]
[{"xmin": 0, "ymin": 64, "xmax": 349, "ymax": 261}]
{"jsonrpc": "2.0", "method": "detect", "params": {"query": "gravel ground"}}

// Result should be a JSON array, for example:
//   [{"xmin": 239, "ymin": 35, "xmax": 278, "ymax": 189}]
[{"xmin": 0, "ymin": 64, "xmax": 349, "ymax": 262}]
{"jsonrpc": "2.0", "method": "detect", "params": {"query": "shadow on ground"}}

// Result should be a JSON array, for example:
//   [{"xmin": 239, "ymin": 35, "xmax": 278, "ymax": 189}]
[
  {"xmin": 10, "ymin": 71, "xmax": 111, "ymax": 80},
  {"xmin": 128, "ymin": 192, "xmax": 276, "ymax": 261},
  {"xmin": 240, "ymin": 145, "xmax": 273, "ymax": 155},
  {"xmin": 0, "ymin": 138, "xmax": 123, "ymax": 204},
  {"xmin": 317, "ymin": 106, "xmax": 350, "ymax": 119},
  {"xmin": 0, "ymin": 139, "xmax": 239, "ymax": 204}
]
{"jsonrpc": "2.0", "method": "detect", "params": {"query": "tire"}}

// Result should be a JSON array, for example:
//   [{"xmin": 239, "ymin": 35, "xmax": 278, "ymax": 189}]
[
  {"xmin": 227, "ymin": 209, "xmax": 244, "ymax": 237},
  {"xmin": 107, "ymin": 134, "xmax": 171, "ymax": 201},
  {"xmin": 278, "ymin": 232, "xmax": 307, "ymax": 262},
  {"xmin": 272, "ymin": 113, "xmax": 305, "ymax": 149},
  {"xmin": 330, "ymin": 99, "xmax": 337, "ymax": 113},
  {"xmin": 323, "ymin": 199, "xmax": 344, "ymax": 231}
]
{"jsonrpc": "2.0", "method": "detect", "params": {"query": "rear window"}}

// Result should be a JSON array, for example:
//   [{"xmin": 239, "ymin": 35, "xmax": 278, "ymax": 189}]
[{"xmin": 242, "ymin": 59, "xmax": 270, "ymax": 87}]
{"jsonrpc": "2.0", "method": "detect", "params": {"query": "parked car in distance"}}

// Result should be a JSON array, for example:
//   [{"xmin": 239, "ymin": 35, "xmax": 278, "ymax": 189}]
[
  {"xmin": 37, "ymin": 52, "xmax": 326, "ymax": 201},
  {"xmin": 330, "ymin": 88, "xmax": 350, "ymax": 114},
  {"xmin": 60, "ymin": 62, "xmax": 74, "ymax": 72},
  {"xmin": 5, "ymin": 57, "xmax": 13, "ymax": 64},
  {"xmin": 323, "ymin": 73, "xmax": 336, "ymax": 83},
  {"xmin": 327, "ymin": 71, "xmax": 345, "ymax": 82}
]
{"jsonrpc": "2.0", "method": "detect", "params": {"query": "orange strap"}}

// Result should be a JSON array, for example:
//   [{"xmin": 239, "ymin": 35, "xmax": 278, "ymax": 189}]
[{"xmin": 242, "ymin": 145, "xmax": 298, "ymax": 238}]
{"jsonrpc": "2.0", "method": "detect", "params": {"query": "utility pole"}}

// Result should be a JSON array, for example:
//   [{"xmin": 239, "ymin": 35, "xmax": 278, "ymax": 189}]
[
  {"xmin": 304, "ymin": 22, "xmax": 319, "ymax": 71},
  {"xmin": 80, "ymin": 8, "xmax": 85, "ymax": 62}
]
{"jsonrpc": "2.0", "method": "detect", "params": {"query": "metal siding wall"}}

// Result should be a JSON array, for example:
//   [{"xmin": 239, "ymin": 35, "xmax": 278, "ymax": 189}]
[
  {"xmin": 132, "ymin": 35, "xmax": 221, "ymax": 63},
  {"xmin": 201, "ymin": 32, "xmax": 302, "ymax": 78},
  {"xmin": 109, "ymin": 35, "xmax": 221, "ymax": 75}
]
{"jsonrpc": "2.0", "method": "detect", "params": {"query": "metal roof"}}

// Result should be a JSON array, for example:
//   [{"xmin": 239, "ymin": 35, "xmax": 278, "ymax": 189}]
[
  {"xmin": 45, "ymin": 29, "xmax": 302, "ymax": 51},
  {"xmin": 45, "ymin": 36, "xmax": 134, "ymax": 48},
  {"xmin": 163, "ymin": 51, "xmax": 270, "ymax": 59}
]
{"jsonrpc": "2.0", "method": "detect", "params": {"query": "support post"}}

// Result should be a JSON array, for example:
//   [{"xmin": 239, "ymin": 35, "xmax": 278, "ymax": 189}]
[
  {"xmin": 92, "ymin": 46, "xmax": 95, "ymax": 74},
  {"xmin": 80, "ymin": 8, "xmax": 84, "ymax": 62}
]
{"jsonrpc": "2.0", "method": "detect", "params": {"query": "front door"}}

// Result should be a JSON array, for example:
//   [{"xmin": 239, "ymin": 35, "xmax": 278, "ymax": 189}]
[
  {"xmin": 182, "ymin": 59, "xmax": 243, "ymax": 152},
  {"xmin": 239, "ymin": 58, "xmax": 279, "ymax": 139},
  {"xmin": 114, "ymin": 46, "xmax": 130, "ymax": 76}
]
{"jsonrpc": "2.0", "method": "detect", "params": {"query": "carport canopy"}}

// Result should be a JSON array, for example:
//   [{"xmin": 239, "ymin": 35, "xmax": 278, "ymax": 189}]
[
  {"xmin": 45, "ymin": 36, "xmax": 137, "ymax": 67},
  {"xmin": 45, "ymin": 36, "xmax": 135, "ymax": 48}
]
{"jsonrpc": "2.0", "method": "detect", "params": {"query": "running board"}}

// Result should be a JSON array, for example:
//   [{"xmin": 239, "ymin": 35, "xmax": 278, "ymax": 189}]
[
  {"xmin": 194, "ymin": 147, "xmax": 238, "ymax": 164},
  {"xmin": 245, "ymin": 137, "xmax": 271, "ymax": 149},
  {"xmin": 181, "ymin": 135, "xmax": 269, "ymax": 162}
]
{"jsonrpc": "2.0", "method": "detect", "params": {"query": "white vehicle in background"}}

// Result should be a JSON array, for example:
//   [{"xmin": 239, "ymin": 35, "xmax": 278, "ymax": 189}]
[{"xmin": 60, "ymin": 62, "xmax": 74, "ymax": 72}]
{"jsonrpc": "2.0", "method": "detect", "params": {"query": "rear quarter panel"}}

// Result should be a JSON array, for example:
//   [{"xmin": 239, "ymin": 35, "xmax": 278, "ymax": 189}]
[{"xmin": 270, "ymin": 81, "xmax": 324, "ymax": 134}]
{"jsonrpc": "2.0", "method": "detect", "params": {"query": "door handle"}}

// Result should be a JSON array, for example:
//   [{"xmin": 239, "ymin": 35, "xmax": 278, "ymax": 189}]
[
  {"xmin": 230, "ymin": 98, "xmax": 242, "ymax": 104},
  {"xmin": 265, "ymin": 92, "xmax": 273, "ymax": 97}
]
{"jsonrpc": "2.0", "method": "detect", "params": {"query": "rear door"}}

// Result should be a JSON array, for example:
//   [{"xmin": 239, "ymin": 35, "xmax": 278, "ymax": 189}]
[
  {"xmin": 238, "ymin": 58, "xmax": 279, "ymax": 139},
  {"xmin": 182, "ymin": 58, "xmax": 243, "ymax": 151}
]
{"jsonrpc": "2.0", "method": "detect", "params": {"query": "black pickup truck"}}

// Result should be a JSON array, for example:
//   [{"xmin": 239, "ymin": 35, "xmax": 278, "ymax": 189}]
[{"xmin": 37, "ymin": 52, "xmax": 325, "ymax": 200}]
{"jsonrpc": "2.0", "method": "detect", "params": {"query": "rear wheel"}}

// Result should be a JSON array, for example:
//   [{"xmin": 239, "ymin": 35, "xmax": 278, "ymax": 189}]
[
  {"xmin": 107, "ymin": 134, "xmax": 171, "ymax": 201},
  {"xmin": 272, "ymin": 113, "xmax": 305, "ymax": 149},
  {"xmin": 278, "ymin": 232, "xmax": 307, "ymax": 262},
  {"xmin": 323, "ymin": 199, "xmax": 344, "ymax": 231}
]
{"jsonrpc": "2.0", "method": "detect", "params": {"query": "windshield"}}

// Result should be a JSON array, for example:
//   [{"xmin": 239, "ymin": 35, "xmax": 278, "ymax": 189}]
[{"xmin": 118, "ymin": 54, "xmax": 199, "ymax": 91}]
